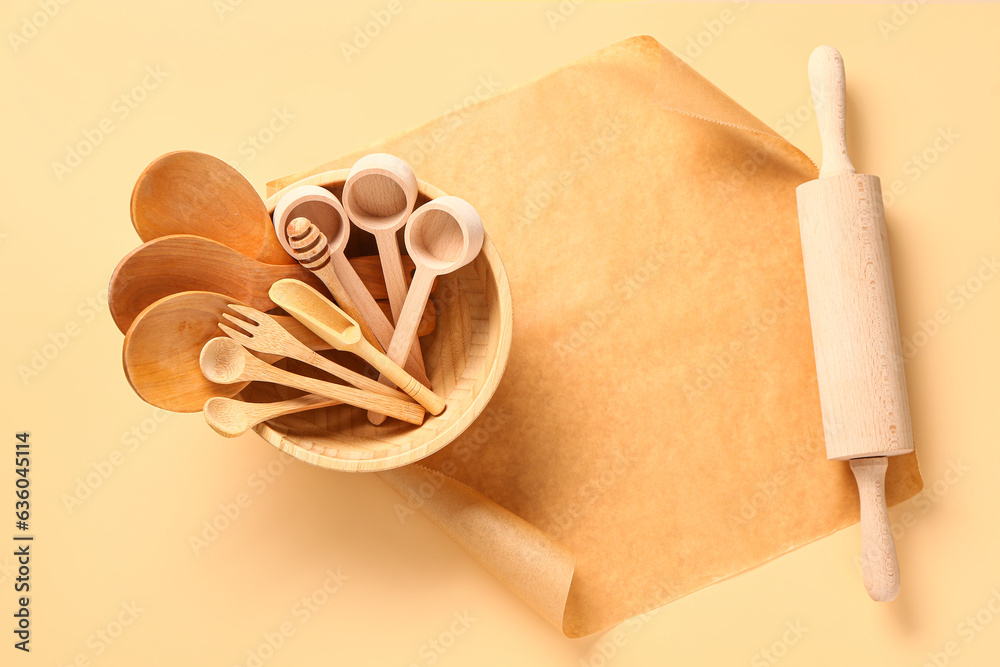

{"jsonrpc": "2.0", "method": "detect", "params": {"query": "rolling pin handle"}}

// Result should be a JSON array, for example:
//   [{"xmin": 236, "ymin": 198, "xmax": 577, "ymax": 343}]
[
  {"xmin": 850, "ymin": 457, "xmax": 900, "ymax": 602},
  {"xmin": 809, "ymin": 45, "xmax": 857, "ymax": 179}
]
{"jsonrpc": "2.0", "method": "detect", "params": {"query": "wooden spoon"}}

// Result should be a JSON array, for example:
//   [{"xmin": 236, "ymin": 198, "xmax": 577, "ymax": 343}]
[
  {"xmin": 199, "ymin": 338, "xmax": 425, "ymax": 425},
  {"xmin": 108, "ymin": 234, "xmax": 415, "ymax": 333},
  {"xmin": 370, "ymin": 196, "xmax": 483, "ymax": 424},
  {"xmin": 130, "ymin": 151, "xmax": 292, "ymax": 265},
  {"xmin": 123, "ymin": 291, "xmax": 330, "ymax": 413},
  {"xmin": 203, "ymin": 394, "xmax": 338, "ymax": 438}
]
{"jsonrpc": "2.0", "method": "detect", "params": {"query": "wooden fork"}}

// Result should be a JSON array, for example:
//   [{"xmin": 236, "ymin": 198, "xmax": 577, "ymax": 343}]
[{"xmin": 218, "ymin": 304, "xmax": 412, "ymax": 403}]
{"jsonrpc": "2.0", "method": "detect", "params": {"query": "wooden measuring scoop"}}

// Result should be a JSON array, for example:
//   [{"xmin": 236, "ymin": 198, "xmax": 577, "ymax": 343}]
[{"xmin": 368, "ymin": 196, "xmax": 484, "ymax": 424}]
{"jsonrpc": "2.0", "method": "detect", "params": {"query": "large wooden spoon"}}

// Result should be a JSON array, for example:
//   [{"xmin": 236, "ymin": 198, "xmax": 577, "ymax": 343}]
[
  {"xmin": 123, "ymin": 291, "xmax": 330, "ymax": 413},
  {"xmin": 108, "ymin": 234, "xmax": 419, "ymax": 333},
  {"xmin": 130, "ymin": 151, "xmax": 293, "ymax": 265}
]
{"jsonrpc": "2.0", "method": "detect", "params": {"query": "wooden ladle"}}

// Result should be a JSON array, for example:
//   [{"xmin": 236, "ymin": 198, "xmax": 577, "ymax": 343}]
[
  {"xmin": 130, "ymin": 151, "xmax": 292, "ymax": 265},
  {"xmin": 199, "ymin": 338, "xmax": 425, "ymax": 425},
  {"xmin": 371, "ymin": 196, "xmax": 484, "ymax": 424},
  {"xmin": 341, "ymin": 154, "xmax": 418, "ymax": 325},
  {"xmin": 108, "ymin": 234, "xmax": 410, "ymax": 333}
]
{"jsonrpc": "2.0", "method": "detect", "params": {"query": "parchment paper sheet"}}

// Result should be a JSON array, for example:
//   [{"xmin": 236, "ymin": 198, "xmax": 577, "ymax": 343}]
[{"xmin": 267, "ymin": 36, "xmax": 923, "ymax": 638}]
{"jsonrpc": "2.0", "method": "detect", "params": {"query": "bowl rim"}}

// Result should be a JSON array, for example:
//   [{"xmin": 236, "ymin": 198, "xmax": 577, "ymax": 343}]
[{"xmin": 253, "ymin": 169, "xmax": 513, "ymax": 472}]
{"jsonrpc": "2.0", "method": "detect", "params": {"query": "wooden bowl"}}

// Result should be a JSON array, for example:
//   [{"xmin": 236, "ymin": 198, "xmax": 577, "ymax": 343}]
[{"xmin": 253, "ymin": 170, "xmax": 512, "ymax": 472}]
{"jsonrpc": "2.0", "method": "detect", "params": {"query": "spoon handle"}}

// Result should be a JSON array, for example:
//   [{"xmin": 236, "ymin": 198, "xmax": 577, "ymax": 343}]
[
  {"xmin": 243, "ymin": 354, "xmax": 425, "ymax": 425},
  {"xmin": 298, "ymin": 347, "xmax": 411, "ymax": 402},
  {"xmin": 369, "ymin": 269, "xmax": 443, "ymax": 424},
  {"xmin": 205, "ymin": 394, "xmax": 339, "ymax": 437},
  {"xmin": 330, "ymin": 252, "xmax": 431, "ymax": 387},
  {"xmin": 386, "ymin": 268, "xmax": 437, "ymax": 369},
  {"xmin": 376, "ymin": 230, "xmax": 426, "ymax": 371}
]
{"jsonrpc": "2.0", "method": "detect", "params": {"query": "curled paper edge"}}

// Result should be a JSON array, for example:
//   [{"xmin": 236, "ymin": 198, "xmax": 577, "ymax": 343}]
[{"xmin": 377, "ymin": 465, "xmax": 576, "ymax": 632}]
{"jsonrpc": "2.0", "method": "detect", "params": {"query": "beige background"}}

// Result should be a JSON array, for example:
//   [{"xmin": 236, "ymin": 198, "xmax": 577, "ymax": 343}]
[{"xmin": 2, "ymin": 1, "xmax": 997, "ymax": 665}]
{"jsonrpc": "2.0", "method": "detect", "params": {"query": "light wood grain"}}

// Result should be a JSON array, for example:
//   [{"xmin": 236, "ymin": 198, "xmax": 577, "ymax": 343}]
[
  {"xmin": 123, "ymin": 291, "xmax": 331, "ymax": 413},
  {"xmin": 219, "ymin": 304, "xmax": 412, "ymax": 403},
  {"xmin": 342, "ymin": 154, "xmax": 423, "ymax": 369},
  {"xmin": 797, "ymin": 175, "xmax": 913, "ymax": 460},
  {"xmin": 371, "ymin": 196, "xmax": 484, "ymax": 424},
  {"xmin": 200, "ymin": 338, "xmax": 425, "ymax": 425},
  {"xmin": 808, "ymin": 46, "xmax": 855, "ymax": 179},
  {"xmin": 130, "ymin": 151, "xmax": 293, "ymax": 265},
  {"xmin": 109, "ymin": 234, "xmax": 401, "ymax": 334},
  {"xmin": 851, "ymin": 457, "xmax": 900, "ymax": 601},
  {"xmin": 269, "ymin": 279, "xmax": 445, "ymax": 416},
  {"xmin": 204, "ymin": 394, "xmax": 340, "ymax": 438},
  {"xmin": 797, "ymin": 45, "xmax": 913, "ymax": 602},
  {"xmin": 286, "ymin": 216, "xmax": 382, "ymax": 352}
]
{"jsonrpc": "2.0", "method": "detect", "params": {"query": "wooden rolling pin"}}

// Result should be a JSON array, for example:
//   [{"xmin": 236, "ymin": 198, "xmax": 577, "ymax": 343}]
[{"xmin": 796, "ymin": 46, "xmax": 914, "ymax": 602}]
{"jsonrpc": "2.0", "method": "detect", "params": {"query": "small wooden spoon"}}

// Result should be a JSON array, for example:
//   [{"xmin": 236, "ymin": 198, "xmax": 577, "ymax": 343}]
[
  {"xmin": 269, "ymin": 279, "xmax": 445, "ymax": 416},
  {"xmin": 108, "ymin": 234, "xmax": 410, "ymax": 333},
  {"xmin": 130, "ymin": 151, "xmax": 292, "ymax": 265},
  {"xmin": 123, "ymin": 291, "xmax": 331, "ymax": 413},
  {"xmin": 199, "ymin": 338, "xmax": 425, "ymax": 425},
  {"xmin": 204, "ymin": 394, "xmax": 339, "ymax": 438}
]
